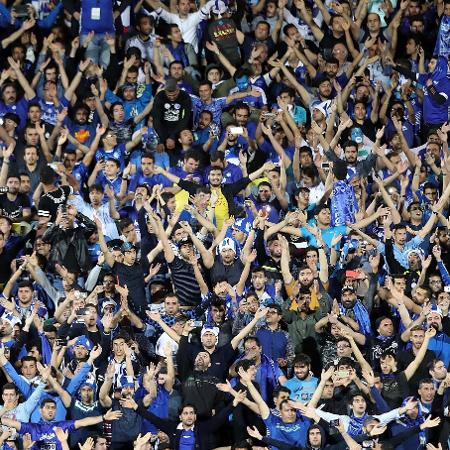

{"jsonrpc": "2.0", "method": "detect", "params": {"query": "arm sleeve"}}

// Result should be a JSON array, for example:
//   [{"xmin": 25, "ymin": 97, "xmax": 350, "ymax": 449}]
[
  {"xmin": 37, "ymin": 1, "xmax": 63, "ymax": 28},
  {"xmin": 437, "ymin": 261, "xmax": 450, "ymax": 285},
  {"xmin": 373, "ymin": 407, "xmax": 401, "ymax": 425},
  {"xmin": 66, "ymin": 362, "xmax": 92, "ymax": 394},
  {"xmin": 1, "ymin": 362, "xmax": 32, "ymax": 398},
  {"xmin": 369, "ymin": 385, "xmax": 391, "ymax": 413},
  {"xmin": 20, "ymin": 383, "xmax": 45, "ymax": 416}
]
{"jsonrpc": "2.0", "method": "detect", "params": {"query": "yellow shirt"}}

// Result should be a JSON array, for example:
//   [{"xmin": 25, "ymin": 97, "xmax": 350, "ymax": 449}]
[{"xmin": 212, "ymin": 187, "xmax": 228, "ymax": 230}]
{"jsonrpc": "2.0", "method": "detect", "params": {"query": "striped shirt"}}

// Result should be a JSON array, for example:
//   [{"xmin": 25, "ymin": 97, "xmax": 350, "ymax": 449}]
[{"xmin": 168, "ymin": 256, "xmax": 201, "ymax": 306}]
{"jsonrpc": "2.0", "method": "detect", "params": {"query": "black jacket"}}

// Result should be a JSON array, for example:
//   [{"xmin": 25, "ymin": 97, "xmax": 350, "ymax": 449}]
[
  {"xmin": 43, "ymin": 212, "xmax": 96, "ymax": 273},
  {"xmin": 135, "ymin": 402, "xmax": 234, "ymax": 450}
]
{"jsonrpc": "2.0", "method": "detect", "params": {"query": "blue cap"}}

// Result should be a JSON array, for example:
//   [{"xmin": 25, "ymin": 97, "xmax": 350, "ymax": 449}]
[
  {"xmin": 121, "ymin": 241, "xmax": 136, "ymax": 253},
  {"xmin": 119, "ymin": 375, "xmax": 135, "ymax": 388},
  {"xmin": 74, "ymin": 336, "xmax": 93, "ymax": 351}
]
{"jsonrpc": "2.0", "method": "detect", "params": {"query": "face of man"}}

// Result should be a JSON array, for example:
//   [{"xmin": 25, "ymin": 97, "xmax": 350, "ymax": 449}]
[
  {"xmin": 351, "ymin": 395, "xmax": 367, "ymax": 416},
  {"xmin": 427, "ymin": 312, "xmax": 442, "ymax": 330},
  {"xmin": 211, "ymin": 305, "xmax": 225, "ymax": 323},
  {"xmin": 2, "ymin": 86, "xmax": 17, "ymax": 105},
  {"xmin": 298, "ymin": 268, "xmax": 314, "ymax": 287},
  {"xmin": 410, "ymin": 329, "xmax": 425, "ymax": 350},
  {"xmin": 234, "ymin": 107, "xmax": 249, "ymax": 126},
  {"xmin": 377, "ymin": 318, "xmax": 394, "ymax": 337},
  {"xmin": 220, "ymin": 248, "xmax": 235, "ymax": 265},
  {"xmin": 251, "ymin": 271, "xmax": 266, "ymax": 290},
  {"xmin": 201, "ymin": 331, "xmax": 217, "ymax": 350},
  {"xmin": 80, "ymin": 386, "xmax": 94, "ymax": 403},
  {"xmin": 280, "ymin": 402, "xmax": 297, "ymax": 423},
  {"xmin": 418, "ymin": 382, "xmax": 435, "ymax": 403},
  {"xmin": 141, "ymin": 157, "xmax": 154, "ymax": 176},
  {"xmin": 164, "ymin": 296, "xmax": 179, "ymax": 315},
  {"xmin": 113, "ymin": 338, "xmax": 126, "ymax": 358},
  {"xmin": 194, "ymin": 351, "xmax": 211, "ymax": 371},
  {"xmin": 430, "ymin": 360, "xmax": 447, "ymax": 380},
  {"xmin": 41, "ymin": 402, "xmax": 57, "ymax": 421},
  {"xmin": 6, "ymin": 177, "xmax": 20, "ymax": 195},
  {"xmin": 180, "ymin": 406, "xmax": 196, "ymax": 427},
  {"xmin": 341, "ymin": 291, "xmax": 357, "ymax": 309},
  {"xmin": 2, "ymin": 389, "xmax": 18, "ymax": 407},
  {"xmin": 309, "ymin": 428, "xmax": 322, "ymax": 447},
  {"xmin": 293, "ymin": 362, "xmax": 310, "ymax": 380},
  {"xmin": 344, "ymin": 145, "xmax": 358, "ymax": 164},
  {"xmin": 94, "ymin": 438, "xmax": 108, "ymax": 450}
]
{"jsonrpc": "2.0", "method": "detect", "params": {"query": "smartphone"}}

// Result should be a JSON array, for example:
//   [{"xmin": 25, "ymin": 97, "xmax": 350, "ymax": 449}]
[
  {"xmin": 337, "ymin": 370, "xmax": 349, "ymax": 378},
  {"xmin": 193, "ymin": 320, "xmax": 203, "ymax": 327},
  {"xmin": 321, "ymin": 162, "xmax": 330, "ymax": 169},
  {"xmin": 16, "ymin": 257, "xmax": 24, "ymax": 266},
  {"xmin": 262, "ymin": 112, "xmax": 277, "ymax": 119},
  {"xmin": 293, "ymin": 242, "xmax": 308, "ymax": 249},
  {"xmin": 56, "ymin": 337, "xmax": 68, "ymax": 347},
  {"xmin": 330, "ymin": 419, "xmax": 340, "ymax": 427},
  {"xmin": 229, "ymin": 126, "xmax": 244, "ymax": 135},
  {"xmin": 355, "ymin": 76, "xmax": 364, "ymax": 82},
  {"xmin": 345, "ymin": 270, "xmax": 360, "ymax": 279}
]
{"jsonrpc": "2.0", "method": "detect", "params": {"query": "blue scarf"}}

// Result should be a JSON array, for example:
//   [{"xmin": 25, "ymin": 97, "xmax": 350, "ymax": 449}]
[
  {"xmin": 331, "ymin": 180, "xmax": 358, "ymax": 227},
  {"xmin": 339, "ymin": 301, "xmax": 372, "ymax": 335},
  {"xmin": 347, "ymin": 412, "xmax": 368, "ymax": 436},
  {"xmin": 434, "ymin": 16, "xmax": 450, "ymax": 58}
]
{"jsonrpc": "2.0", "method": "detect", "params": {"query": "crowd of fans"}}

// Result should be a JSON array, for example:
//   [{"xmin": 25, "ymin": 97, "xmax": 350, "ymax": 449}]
[{"xmin": 0, "ymin": 0, "xmax": 450, "ymax": 449}]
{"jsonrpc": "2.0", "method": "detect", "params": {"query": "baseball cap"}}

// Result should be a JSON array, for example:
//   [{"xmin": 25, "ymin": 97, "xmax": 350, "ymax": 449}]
[{"xmin": 101, "ymin": 300, "xmax": 118, "ymax": 311}]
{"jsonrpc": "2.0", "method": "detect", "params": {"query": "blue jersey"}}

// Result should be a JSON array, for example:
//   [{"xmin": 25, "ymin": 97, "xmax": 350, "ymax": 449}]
[
  {"xmin": 96, "ymin": 144, "xmax": 126, "ymax": 170},
  {"xmin": 283, "ymin": 376, "xmax": 319, "ymax": 403},
  {"xmin": 190, "ymin": 95, "xmax": 227, "ymax": 126},
  {"xmin": 129, "ymin": 172, "xmax": 172, "ymax": 192},
  {"xmin": 263, "ymin": 413, "xmax": 309, "ymax": 450},
  {"xmin": 418, "ymin": 74, "xmax": 450, "ymax": 125},
  {"xmin": 0, "ymin": 96, "xmax": 35, "ymax": 129},
  {"xmin": 20, "ymin": 420, "xmax": 76, "ymax": 450}
]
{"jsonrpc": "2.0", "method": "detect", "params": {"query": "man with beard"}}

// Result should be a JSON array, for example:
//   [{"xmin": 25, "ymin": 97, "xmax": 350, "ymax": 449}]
[
  {"xmin": 425, "ymin": 305, "xmax": 450, "ymax": 366},
  {"xmin": 337, "ymin": 287, "xmax": 372, "ymax": 336},
  {"xmin": 177, "ymin": 310, "xmax": 268, "ymax": 381},
  {"xmin": 0, "ymin": 171, "xmax": 31, "ymax": 221},
  {"xmin": 325, "ymin": 140, "xmax": 377, "ymax": 178},
  {"xmin": 283, "ymin": 354, "xmax": 318, "ymax": 403},
  {"xmin": 210, "ymin": 238, "xmax": 244, "ymax": 287},
  {"xmin": 155, "ymin": 160, "xmax": 272, "ymax": 229},
  {"xmin": 181, "ymin": 350, "xmax": 226, "ymax": 418}
]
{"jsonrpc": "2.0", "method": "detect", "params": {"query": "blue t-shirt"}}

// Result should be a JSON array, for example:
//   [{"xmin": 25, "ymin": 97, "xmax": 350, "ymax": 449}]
[
  {"xmin": 20, "ymin": 420, "xmax": 76, "ymax": 450},
  {"xmin": 179, "ymin": 428, "xmax": 195, "ymax": 450},
  {"xmin": 129, "ymin": 172, "xmax": 172, "ymax": 192},
  {"xmin": 95, "ymin": 144, "xmax": 126, "ymax": 171},
  {"xmin": 300, "ymin": 225, "xmax": 347, "ymax": 248},
  {"xmin": 263, "ymin": 413, "xmax": 309, "ymax": 449},
  {"xmin": 418, "ymin": 74, "xmax": 450, "ymax": 125},
  {"xmin": 283, "ymin": 376, "xmax": 319, "ymax": 403}
]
